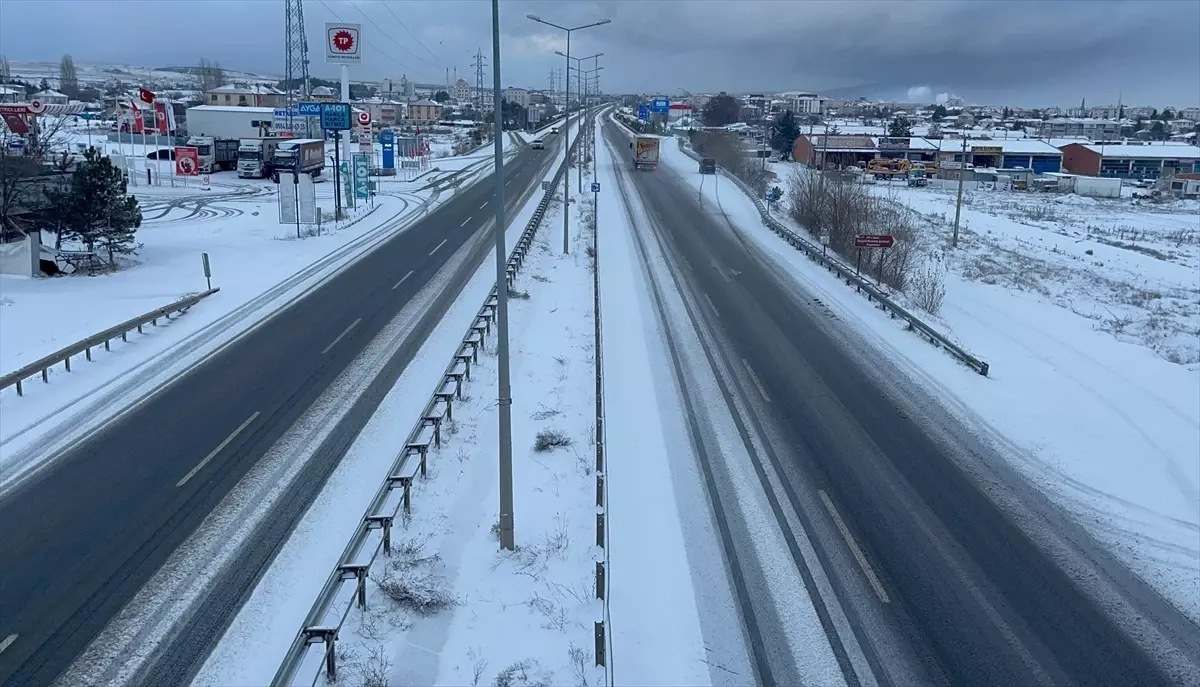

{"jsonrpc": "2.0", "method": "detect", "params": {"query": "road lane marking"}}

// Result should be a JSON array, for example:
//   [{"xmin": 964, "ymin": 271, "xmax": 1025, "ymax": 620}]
[
  {"xmin": 819, "ymin": 489, "xmax": 891, "ymax": 603},
  {"xmin": 430, "ymin": 239, "xmax": 448, "ymax": 255},
  {"xmin": 703, "ymin": 293, "xmax": 720, "ymax": 318},
  {"xmin": 176, "ymin": 412, "xmax": 261, "ymax": 487},
  {"xmin": 741, "ymin": 358, "xmax": 771, "ymax": 403},
  {"xmin": 460, "ymin": 217, "xmax": 471, "ymax": 227},
  {"xmin": 322, "ymin": 318, "xmax": 362, "ymax": 355},
  {"xmin": 479, "ymin": 201, "xmax": 488, "ymax": 210},
  {"xmin": 0, "ymin": 634, "xmax": 16, "ymax": 655},
  {"xmin": 392, "ymin": 270, "xmax": 414, "ymax": 290}
]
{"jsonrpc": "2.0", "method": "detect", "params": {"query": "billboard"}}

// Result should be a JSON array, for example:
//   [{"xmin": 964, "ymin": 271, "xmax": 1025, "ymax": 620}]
[
  {"xmin": 353, "ymin": 154, "xmax": 370, "ymax": 199},
  {"xmin": 326, "ymin": 23, "xmax": 363, "ymax": 65},
  {"xmin": 175, "ymin": 146, "xmax": 199, "ymax": 176}
]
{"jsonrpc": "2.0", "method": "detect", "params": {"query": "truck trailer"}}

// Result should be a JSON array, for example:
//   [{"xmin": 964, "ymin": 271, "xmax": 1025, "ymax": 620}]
[
  {"xmin": 272, "ymin": 139, "xmax": 326, "ymax": 182},
  {"xmin": 187, "ymin": 135, "xmax": 239, "ymax": 174},
  {"xmin": 631, "ymin": 135, "xmax": 660, "ymax": 171},
  {"xmin": 237, "ymin": 137, "xmax": 283, "ymax": 179},
  {"xmin": 185, "ymin": 105, "xmax": 276, "ymax": 140}
]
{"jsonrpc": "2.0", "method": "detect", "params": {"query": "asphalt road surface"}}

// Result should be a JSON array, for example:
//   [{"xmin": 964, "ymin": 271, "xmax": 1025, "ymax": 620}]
[
  {"xmin": 0, "ymin": 129, "xmax": 566, "ymax": 687},
  {"xmin": 603, "ymin": 119, "xmax": 1198, "ymax": 687}
]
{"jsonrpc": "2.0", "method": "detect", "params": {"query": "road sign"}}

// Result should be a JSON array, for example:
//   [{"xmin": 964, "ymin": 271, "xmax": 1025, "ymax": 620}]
[
  {"xmin": 854, "ymin": 234, "xmax": 895, "ymax": 248},
  {"xmin": 174, "ymin": 146, "xmax": 199, "ymax": 176},
  {"xmin": 591, "ymin": 182, "xmax": 600, "ymax": 193},
  {"xmin": 297, "ymin": 102, "xmax": 322, "ymax": 117},
  {"xmin": 274, "ymin": 107, "xmax": 299, "ymax": 119},
  {"xmin": 357, "ymin": 110, "xmax": 371, "ymax": 126},
  {"xmin": 325, "ymin": 22, "xmax": 363, "ymax": 65},
  {"xmin": 651, "ymin": 98, "xmax": 669, "ymax": 114},
  {"xmin": 380, "ymin": 129, "xmax": 395, "ymax": 169},
  {"xmin": 320, "ymin": 102, "xmax": 352, "ymax": 131},
  {"xmin": 637, "ymin": 103, "xmax": 650, "ymax": 121},
  {"xmin": 353, "ymin": 154, "xmax": 370, "ymax": 199}
]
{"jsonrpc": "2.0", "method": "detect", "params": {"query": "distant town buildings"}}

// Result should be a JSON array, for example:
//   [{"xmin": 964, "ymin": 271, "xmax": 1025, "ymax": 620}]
[{"xmin": 204, "ymin": 83, "xmax": 285, "ymax": 107}]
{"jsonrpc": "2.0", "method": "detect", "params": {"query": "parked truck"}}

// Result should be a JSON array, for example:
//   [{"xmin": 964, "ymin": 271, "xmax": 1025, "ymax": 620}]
[
  {"xmin": 271, "ymin": 139, "xmax": 326, "ymax": 183},
  {"xmin": 237, "ymin": 137, "xmax": 282, "ymax": 179},
  {"xmin": 185, "ymin": 105, "xmax": 276, "ymax": 140},
  {"xmin": 631, "ymin": 135, "xmax": 660, "ymax": 171},
  {"xmin": 187, "ymin": 135, "xmax": 239, "ymax": 174}
]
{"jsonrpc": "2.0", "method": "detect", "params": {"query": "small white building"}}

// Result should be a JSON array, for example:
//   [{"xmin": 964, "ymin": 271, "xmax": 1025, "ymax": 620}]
[
  {"xmin": 505, "ymin": 87, "xmax": 529, "ymax": 108},
  {"xmin": 32, "ymin": 89, "xmax": 70, "ymax": 105}
]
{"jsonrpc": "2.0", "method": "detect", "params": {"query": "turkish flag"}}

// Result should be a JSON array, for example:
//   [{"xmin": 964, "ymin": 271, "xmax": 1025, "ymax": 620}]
[
  {"xmin": 154, "ymin": 101, "xmax": 169, "ymax": 133},
  {"xmin": 139, "ymin": 87, "xmax": 156, "ymax": 104}
]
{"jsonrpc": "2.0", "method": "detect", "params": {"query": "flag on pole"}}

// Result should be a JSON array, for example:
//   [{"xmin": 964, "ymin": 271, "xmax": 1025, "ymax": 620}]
[
  {"xmin": 131, "ymin": 101, "xmax": 144, "ymax": 134},
  {"xmin": 139, "ymin": 87, "xmax": 156, "ymax": 104}
]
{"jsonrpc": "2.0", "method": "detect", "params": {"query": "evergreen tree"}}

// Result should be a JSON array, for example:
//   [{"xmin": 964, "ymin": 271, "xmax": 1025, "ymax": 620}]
[
  {"xmin": 769, "ymin": 110, "xmax": 799, "ymax": 160},
  {"xmin": 38, "ymin": 77, "xmax": 51, "ymax": 92},
  {"xmin": 927, "ymin": 121, "xmax": 943, "ymax": 139},
  {"xmin": 59, "ymin": 54, "xmax": 79, "ymax": 98},
  {"xmin": 1161, "ymin": 108, "xmax": 1174, "ymax": 121},
  {"xmin": 701, "ymin": 94, "xmax": 741, "ymax": 127},
  {"xmin": 888, "ymin": 114, "xmax": 913, "ymax": 138},
  {"xmin": 66, "ymin": 148, "xmax": 142, "ymax": 264},
  {"xmin": 827, "ymin": 122, "xmax": 841, "ymax": 136},
  {"xmin": 433, "ymin": 90, "xmax": 450, "ymax": 103},
  {"xmin": 931, "ymin": 104, "xmax": 947, "ymax": 121}
]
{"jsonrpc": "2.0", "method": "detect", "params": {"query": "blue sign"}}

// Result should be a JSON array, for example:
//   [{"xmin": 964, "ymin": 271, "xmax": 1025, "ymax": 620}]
[
  {"xmin": 637, "ymin": 103, "xmax": 650, "ymax": 121},
  {"xmin": 274, "ymin": 107, "xmax": 299, "ymax": 118},
  {"xmin": 591, "ymin": 182, "xmax": 600, "ymax": 193},
  {"xmin": 380, "ymin": 129, "xmax": 395, "ymax": 169},
  {"xmin": 320, "ymin": 102, "xmax": 352, "ymax": 131},
  {"xmin": 651, "ymin": 98, "xmax": 670, "ymax": 114},
  {"xmin": 353, "ymin": 154, "xmax": 371, "ymax": 199},
  {"xmin": 297, "ymin": 102, "xmax": 323, "ymax": 117}
]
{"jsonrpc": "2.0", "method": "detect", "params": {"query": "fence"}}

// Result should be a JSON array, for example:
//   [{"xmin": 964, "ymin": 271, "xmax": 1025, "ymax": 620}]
[
  {"xmin": 0, "ymin": 288, "xmax": 223, "ymax": 396},
  {"xmin": 673, "ymin": 138, "xmax": 990, "ymax": 376},
  {"xmin": 268, "ymin": 132, "xmax": 584, "ymax": 687}
]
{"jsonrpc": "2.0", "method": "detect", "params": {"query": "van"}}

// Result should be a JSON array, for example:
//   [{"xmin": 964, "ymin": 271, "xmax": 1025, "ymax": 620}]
[
  {"xmin": 550, "ymin": 127, "xmax": 560, "ymax": 135},
  {"xmin": 531, "ymin": 138, "xmax": 545, "ymax": 150}
]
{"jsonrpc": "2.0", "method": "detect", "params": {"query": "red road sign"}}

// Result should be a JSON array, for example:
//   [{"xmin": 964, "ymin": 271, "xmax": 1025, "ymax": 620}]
[
  {"xmin": 855, "ymin": 234, "xmax": 895, "ymax": 248},
  {"xmin": 175, "ymin": 146, "xmax": 199, "ymax": 176}
]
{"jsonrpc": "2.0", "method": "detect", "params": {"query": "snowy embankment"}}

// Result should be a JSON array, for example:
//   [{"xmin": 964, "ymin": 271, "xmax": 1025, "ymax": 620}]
[
  {"xmin": 662, "ymin": 145, "xmax": 1200, "ymax": 622},
  {"xmin": 193, "ymin": 134, "xmax": 597, "ymax": 687}
]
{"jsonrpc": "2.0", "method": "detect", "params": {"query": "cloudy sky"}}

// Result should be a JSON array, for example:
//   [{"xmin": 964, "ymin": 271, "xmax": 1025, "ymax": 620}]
[{"xmin": 1, "ymin": 0, "xmax": 1197, "ymax": 107}]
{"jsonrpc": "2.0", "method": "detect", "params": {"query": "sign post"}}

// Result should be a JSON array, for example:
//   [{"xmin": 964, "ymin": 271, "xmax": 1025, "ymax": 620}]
[
  {"xmin": 853, "ymin": 234, "xmax": 895, "ymax": 278},
  {"xmin": 321, "ymin": 102, "xmax": 352, "ymax": 219},
  {"xmin": 201, "ymin": 252, "xmax": 212, "ymax": 290},
  {"xmin": 380, "ymin": 129, "xmax": 395, "ymax": 170},
  {"xmin": 326, "ymin": 21, "xmax": 362, "ymax": 213},
  {"xmin": 175, "ymin": 145, "xmax": 198, "ymax": 191}
]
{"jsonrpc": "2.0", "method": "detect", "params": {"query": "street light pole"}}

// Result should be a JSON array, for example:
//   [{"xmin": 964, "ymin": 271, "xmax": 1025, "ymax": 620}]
[
  {"xmin": 529, "ymin": 15, "xmax": 610, "ymax": 254},
  {"xmin": 492, "ymin": 0, "xmax": 515, "ymax": 551}
]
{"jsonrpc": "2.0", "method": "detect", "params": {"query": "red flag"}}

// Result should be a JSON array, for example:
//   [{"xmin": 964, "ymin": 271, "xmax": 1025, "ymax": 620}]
[
  {"xmin": 131, "ymin": 101, "xmax": 144, "ymax": 134},
  {"xmin": 138, "ymin": 87, "xmax": 156, "ymax": 104},
  {"xmin": 154, "ymin": 101, "xmax": 169, "ymax": 134}
]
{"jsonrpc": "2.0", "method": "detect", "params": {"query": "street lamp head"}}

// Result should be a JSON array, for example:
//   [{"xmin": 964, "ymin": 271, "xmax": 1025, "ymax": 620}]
[
  {"xmin": 596, "ymin": 19, "xmax": 612, "ymax": 26},
  {"xmin": 554, "ymin": 50, "xmax": 567, "ymax": 58},
  {"xmin": 527, "ymin": 14, "xmax": 542, "ymax": 21}
]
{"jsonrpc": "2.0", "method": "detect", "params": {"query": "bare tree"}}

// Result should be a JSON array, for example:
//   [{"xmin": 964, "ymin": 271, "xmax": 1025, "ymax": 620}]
[
  {"xmin": 197, "ymin": 58, "xmax": 228, "ymax": 92},
  {"xmin": 0, "ymin": 115, "xmax": 76, "ymax": 237},
  {"xmin": 0, "ymin": 55, "xmax": 10, "ymax": 82},
  {"xmin": 59, "ymin": 54, "xmax": 79, "ymax": 98}
]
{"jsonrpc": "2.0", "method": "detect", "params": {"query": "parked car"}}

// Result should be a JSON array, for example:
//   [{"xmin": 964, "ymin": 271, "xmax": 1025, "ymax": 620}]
[{"xmin": 531, "ymin": 138, "xmax": 545, "ymax": 150}]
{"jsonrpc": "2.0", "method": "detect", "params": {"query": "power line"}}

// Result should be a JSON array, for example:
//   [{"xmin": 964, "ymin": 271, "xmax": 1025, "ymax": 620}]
[
  {"xmin": 381, "ymin": 2, "xmax": 446, "ymax": 64},
  {"xmin": 358, "ymin": 3, "xmax": 444, "ymax": 71},
  {"xmin": 315, "ymin": 0, "xmax": 437, "ymax": 81}
]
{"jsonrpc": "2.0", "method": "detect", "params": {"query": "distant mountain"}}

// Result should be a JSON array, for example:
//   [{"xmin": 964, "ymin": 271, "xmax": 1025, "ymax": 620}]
[{"xmin": 6, "ymin": 60, "xmax": 280, "ymax": 88}]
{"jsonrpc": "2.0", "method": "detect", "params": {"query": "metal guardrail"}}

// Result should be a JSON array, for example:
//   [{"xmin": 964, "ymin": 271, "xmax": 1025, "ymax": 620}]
[
  {"xmin": 0, "ymin": 287, "xmax": 223, "ymax": 396},
  {"xmin": 270, "ymin": 132, "xmax": 585, "ymax": 687},
  {"xmin": 672, "ymin": 138, "xmax": 990, "ymax": 377}
]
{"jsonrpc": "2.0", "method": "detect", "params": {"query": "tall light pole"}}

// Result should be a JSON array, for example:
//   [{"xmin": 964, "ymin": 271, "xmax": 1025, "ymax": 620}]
[
  {"xmin": 560, "ymin": 56, "xmax": 603, "ymax": 193},
  {"xmin": 492, "ymin": 0, "xmax": 515, "ymax": 551},
  {"xmin": 528, "ymin": 14, "xmax": 611, "ymax": 254}
]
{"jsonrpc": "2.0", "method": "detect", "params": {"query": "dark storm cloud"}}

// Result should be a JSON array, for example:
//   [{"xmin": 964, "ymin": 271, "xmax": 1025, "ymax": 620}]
[{"xmin": 0, "ymin": 0, "xmax": 1195, "ymax": 106}]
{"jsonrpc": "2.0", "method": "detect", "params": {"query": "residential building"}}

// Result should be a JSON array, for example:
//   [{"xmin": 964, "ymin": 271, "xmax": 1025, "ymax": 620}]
[
  {"xmin": 379, "ymin": 76, "xmax": 415, "ymax": 101},
  {"xmin": 406, "ymin": 98, "xmax": 442, "ymax": 125},
  {"xmin": 1037, "ymin": 117, "xmax": 1120, "ymax": 140},
  {"xmin": 1088, "ymin": 105, "xmax": 1122, "ymax": 120},
  {"xmin": 204, "ymin": 83, "xmax": 286, "ymax": 107},
  {"xmin": 785, "ymin": 92, "xmax": 827, "ymax": 115},
  {"xmin": 0, "ymin": 85, "xmax": 23, "ymax": 103},
  {"xmin": 31, "ymin": 89, "xmax": 70, "ymax": 105},
  {"xmin": 453, "ymin": 78, "xmax": 471, "ymax": 103},
  {"xmin": 1180, "ymin": 107, "xmax": 1200, "ymax": 122},
  {"xmin": 1060, "ymin": 142, "xmax": 1200, "ymax": 178},
  {"xmin": 505, "ymin": 87, "xmax": 529, "ymax": 108},
  {"xmin": 355, "ymin": 98, "xmax": 404, "ymax": 126}
]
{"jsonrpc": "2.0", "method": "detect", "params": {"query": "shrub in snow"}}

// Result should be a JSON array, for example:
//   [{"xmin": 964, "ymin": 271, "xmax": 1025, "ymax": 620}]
[
  {"xmin": 492, "ymin": 659, "xmax": 552, "ymax": 687},
  {"xmin": 534, "ymin": 429, "xmax": 572, "ymax": 452},
  {"xmin": 372, "ymin": 537, "xmax": 456, "ymax": 615},
  {"xmin": 907, "ymin": 260, "xmax": 948, "ymax": 316},
  {"xmin": 508, "ymin": 287, "xmax": 531, "ymax": 300}
]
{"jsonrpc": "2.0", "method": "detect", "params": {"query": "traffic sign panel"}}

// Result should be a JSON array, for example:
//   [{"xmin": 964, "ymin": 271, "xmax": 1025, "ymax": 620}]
[
  {"xmin": 320, "ymin": 102, "xmax": 352, "ymax": 131},
  {"xmin": 591, "ymin": 182, "xmax": 600, "ymax": 193},
  {"xmin": 854, "ymin": 234, "xmax": 895, "ymax": 248},
  {"xmin": 651, "ymin": 98, "xmax": 670, "ymax": 113},
  {"xmin": 637, "ymin": 103, "xmax": 650, "ymax": 120}
]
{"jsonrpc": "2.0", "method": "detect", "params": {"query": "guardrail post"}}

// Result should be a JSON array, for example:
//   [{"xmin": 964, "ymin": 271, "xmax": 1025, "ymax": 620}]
[
  {"xmin": 41, "ymin": 368, "xmax": 48, "ymax": 383},
  {"xmin": 85, "ymin": 346, "xmax": 92, "ymax": 362},
  {"xmin": 595, "ymin": 472, "xmax": 604, "ymax": 508},
  {"xmin": 64, "ymin": 356, "xmax": 71, "ymax": 373},
  {"xmin": 14, "ymin": 379, "xmax": 22, "ymax": 396},
  {"xmin": 302, "ymin": 627, "xmax": 339, "ymax": 682},
  {"xmin": 596, "ymin": 511, "xmax": 605, "ymax": 548},
  {"xmin": 595, "ymin": 561, "xmax": 605, "ymax": 600},
  {"xmin": 339, "ymin": 564, "xmax": 369, "ymax": 610},
  {"xmin": 366, "ymin": 515, "xmax": 393, "ymax": 554},
  {"xmin": 594, "ymin": 621, "xmax": 606, "ymax": 667}
]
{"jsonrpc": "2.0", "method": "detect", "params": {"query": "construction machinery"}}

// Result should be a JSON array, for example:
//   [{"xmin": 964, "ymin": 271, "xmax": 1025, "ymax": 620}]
[
  {"xmin": 907, "ymin": 168, "xmax": 930, "ymax": 187},
  {"xmin": 867, "ymin": 158, "xmax": 910, "ymax": 180}
]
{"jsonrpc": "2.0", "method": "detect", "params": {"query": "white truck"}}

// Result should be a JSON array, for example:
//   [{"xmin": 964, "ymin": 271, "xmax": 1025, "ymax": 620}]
[
  {"xmin": 237, "ymin": 137, "xmax": 282, "ymax": 179},
  {"xmin": 271, "ymin": 139, "xmax": 326, "ymax": 183},
  {"xmin": 631, "ymin": 135, "xmax": 660, "ymax": 171},
  {"xmin": 187, "ymin": 135, "xmax": 239, "ymax": 174},
  {"xmin": 185, "ymin": 105, "xmax": 276, "ymax": 140}
]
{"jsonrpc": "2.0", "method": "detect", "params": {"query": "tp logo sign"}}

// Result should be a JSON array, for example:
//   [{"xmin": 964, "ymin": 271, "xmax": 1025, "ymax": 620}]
[{"xmin": 325, "ymin": 22, "xmax": 363, "ymax": 65}]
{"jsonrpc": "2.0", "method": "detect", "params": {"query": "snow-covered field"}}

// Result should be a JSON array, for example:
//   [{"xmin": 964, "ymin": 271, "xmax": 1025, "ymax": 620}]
[{"xmin": 662, "ymin": 141, "xmax": 1200, "ymax": 624}]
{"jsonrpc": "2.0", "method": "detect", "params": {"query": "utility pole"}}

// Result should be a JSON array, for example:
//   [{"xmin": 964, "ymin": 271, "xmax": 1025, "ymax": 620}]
[
  {"xmin": 952, "ymin": 133, "xmax": 968, "ymax": 248},
  {"xmin": 471, "ymin": 48, "xmax": 487, "ymax": 121},
  {"xmin": 491, "ymin": 0, "xmax": 515, "ymax": 552}
]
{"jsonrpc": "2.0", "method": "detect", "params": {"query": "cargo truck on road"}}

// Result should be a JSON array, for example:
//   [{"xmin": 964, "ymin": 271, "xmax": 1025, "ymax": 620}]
[
  {"xmin": 271, "ymin": 139, "xmax": 326, "ymax": 183},
  {"xmin": 631, "ymin": 135, "xmax": 660, "ymax": 170},
  {"xmin": 187, "ymin": 135, "xmax": 239, "ymax": 174},
  {"xmin": 237, "ymin": 137, "xmax": 282, "ymax": 179}
]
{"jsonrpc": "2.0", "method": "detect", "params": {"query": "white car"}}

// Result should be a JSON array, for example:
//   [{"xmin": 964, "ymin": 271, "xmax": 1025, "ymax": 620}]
[{"xmin": 531, "ymin": 138, "xmax": 545, "ymax": 150}]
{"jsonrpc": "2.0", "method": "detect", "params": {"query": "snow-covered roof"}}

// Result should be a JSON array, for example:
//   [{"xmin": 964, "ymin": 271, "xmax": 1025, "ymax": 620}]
[
  {"xmin": 187, "ymin": 104, "xmax": 277, "ymax": 114},
  {"xmin": 411, "ymin": 99, "xmax": 441, "ymax": 107},
  {"xmin": 33, "ymin": 89, "xmax": 67, "ymax": 98},
  {"xmin": 1080, "ymin": 143, "xmax": 1200, "ymax": 159},
  {"xmin": 311, "ymin": 86, "xmax": 336, "ymax": 96},
  {"xmin": 0, "ymin": 86, "xmax": 20, "ymax": 95},
  {"xmin": 937, "ymin": 139, "xmax": 1062, "ymax": 155},
  {"xmin": 207, "ymin": 83, "xmax": 284, "ymax": 95}
]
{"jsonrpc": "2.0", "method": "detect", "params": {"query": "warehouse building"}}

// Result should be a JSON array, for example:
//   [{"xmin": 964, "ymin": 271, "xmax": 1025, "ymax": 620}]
[
  {"xmin": 936, "ymin": 139, "xmax": 1063, "ymax": 174},
  {"xmin": 1059, "ymin": 143, "xmax": 1200, "ymax": 179}
]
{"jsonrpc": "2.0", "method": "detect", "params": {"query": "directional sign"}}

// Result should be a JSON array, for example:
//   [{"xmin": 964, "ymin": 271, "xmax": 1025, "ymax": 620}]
[
  {"xmin": 591, "ymin": 182, "xmax": 600, "ymax": 193},
  {"xmin": 637, "ymin": 103, "xmax": 650, "ymax": 121},
  {"xmin": 298, "ymin": 102, "xmax": 323, "ymax": 117},
  {"xmin": 854, "ymin": 234, "xmax": 895, "ymax": 248},
  {"xmin": 320, "ymin": 102, "xmax": 352, "ymax": 131},
  {"xmin": 651, "ymin": 98, "xmax": 670, "ymax": 114}
]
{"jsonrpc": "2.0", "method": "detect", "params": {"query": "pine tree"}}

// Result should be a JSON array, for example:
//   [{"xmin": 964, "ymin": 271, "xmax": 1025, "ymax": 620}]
[
  {"xmin": 66, "ymin": 148, "xmax": 142, "ymax": 265},
  {"xmin": 927, "ymin": 121, "xmax": 943, "ymax": 139},
  {"xmin": 38, "ymin": 77, "xmax": 51, "ymax": 92},
  {"xmin": 769, "ymin": 110, "xmax": 799, "ymax": 160},
  {"xmin": 59, "ymin": 54, "xmax": 79, "ymax": 98},
  {"xmin": 888, "ymin": 114, "xmax": 912, "ymax": 138},
  {"xmin": 931, "ymin": 105, "xmax": 947, "ymax": 121}
]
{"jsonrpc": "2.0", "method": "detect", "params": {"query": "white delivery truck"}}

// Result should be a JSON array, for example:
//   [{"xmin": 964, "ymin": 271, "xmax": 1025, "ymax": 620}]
[
  {"xmin": 185, "ymin": 105, "xmax": 276, "ymax": 140},
  {"xmin": 237, "ymin": 137, "xmax": 283, "ymax": 179},
  {"xmin": 631, "ymin": 135, "xmax": 660, "ymax": 171},
  {"xmin": 271, "ymin": 139, "xmax": 326, "ymax": 182}
]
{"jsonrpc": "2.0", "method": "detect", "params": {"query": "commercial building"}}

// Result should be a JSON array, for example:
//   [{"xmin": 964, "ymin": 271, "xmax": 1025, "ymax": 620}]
[
  {"xmin": 785, "ymin": 91, "xmax": 827, "ymax": 115},
  {"xmin": 1037, "ymin": 117, "xmax": 1120, "ymax": 140},
  {"xmin": 937, "ymin": 139, "xmax": 1063, "ymax": 174},
  {"xmin": 204, "ymin": 84, "xmax": 286, "ymax": 108},
  {"xmin": 792, "ymin": 134, "xmax": 877, "ymax": 167},
  {"xmin": 1060, "ymin": 142, "xmax": 1200, "ymax": 179},
  {"xmin": 406, "ymin": 99, "xmax": 442, "ymax": 125},
  {"xmin": 504, "ymin": 87, "xmax": 529, "ymax": 108}
]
